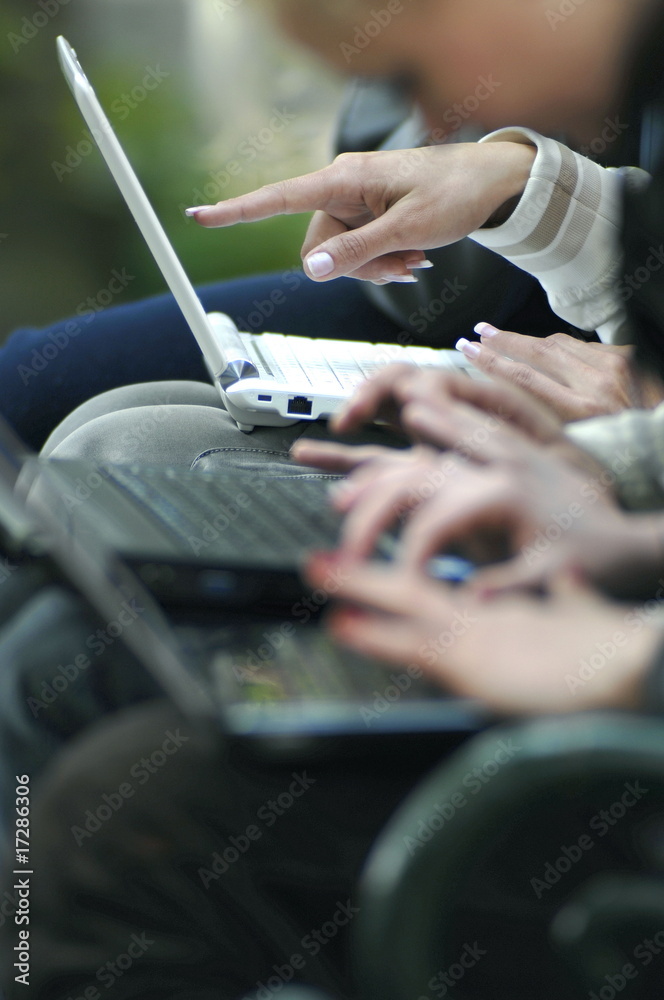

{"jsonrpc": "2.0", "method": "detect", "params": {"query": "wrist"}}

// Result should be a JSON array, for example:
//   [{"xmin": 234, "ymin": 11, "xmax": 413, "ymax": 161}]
[{"xmin": 481, "ymin": 141, "xmax": 537, "ymax": 228}]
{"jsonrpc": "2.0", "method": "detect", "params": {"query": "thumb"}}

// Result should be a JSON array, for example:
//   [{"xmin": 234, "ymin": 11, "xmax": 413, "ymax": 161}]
[{"xmin": 303, "ymin": 213, "xmax": 416, "ymax": 282}]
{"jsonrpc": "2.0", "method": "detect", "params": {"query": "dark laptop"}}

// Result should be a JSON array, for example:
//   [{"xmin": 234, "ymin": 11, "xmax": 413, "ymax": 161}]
[{"xmin": 0, "ymin": 418, "xmax": 487, "ymax": 743}]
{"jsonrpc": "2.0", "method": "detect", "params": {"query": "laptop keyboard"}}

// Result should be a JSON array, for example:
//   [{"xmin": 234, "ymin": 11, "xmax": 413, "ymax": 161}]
[
  {"xmin": 101, "ymin": 465, "xmax": 342, "ymax": 561},
  {"xmin": 177, "ymin": 621, "xmax": 438, "ymax": 703},
  {"xmin": 245, "ymin": 333, "xmax": 467, "ymax": 390}
]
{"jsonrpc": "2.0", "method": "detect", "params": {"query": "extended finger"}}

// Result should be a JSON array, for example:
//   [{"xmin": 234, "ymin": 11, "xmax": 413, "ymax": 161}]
[
  {"xmin": 456, "ymin": 342, "xmax": 589, "ymax": 421},
  {"xmin": 189, "ymin": 169, "xmax": 346, "ymax": 227},
  {"xmin": 290, "ymin": 439, "xmax": 392, "ymax": 473},
  {"xmin": 331, "ymin": 364, "xmax": 421, "ymax": 434},
  {"xmin": 401, "ymin": 370, "xmax": 563, "ymax": 442},
  {"xmin": 473, "ymin": 326, "xmax": 590, "ymax": 383},
  {"xmin": 402, "ymin": 397, "xmax": 527, "ymax": 463}
]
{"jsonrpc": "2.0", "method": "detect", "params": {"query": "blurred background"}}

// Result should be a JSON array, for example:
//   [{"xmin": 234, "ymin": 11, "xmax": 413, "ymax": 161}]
[{"xmin": 0, "ymin": 0, "xmax": 344, "ymax": 341}]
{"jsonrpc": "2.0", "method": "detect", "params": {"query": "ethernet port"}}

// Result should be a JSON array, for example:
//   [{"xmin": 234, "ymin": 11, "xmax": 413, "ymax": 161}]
[{"xmin": 287, "ymin": 396, "xmax": 313, "ymax": 416}]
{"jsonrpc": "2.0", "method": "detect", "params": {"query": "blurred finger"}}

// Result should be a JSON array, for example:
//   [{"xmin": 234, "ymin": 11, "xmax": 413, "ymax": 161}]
[
  {"xmin": 455, "ymin": 342, "xmax": 585, "ymax": 421},
  {"xmin": 290, "ymin": 439, "xmax": 391, "ymax": 473},
  {"xmin": 332, "ymin": 364, "xmax": 420, "ymax": 434}
]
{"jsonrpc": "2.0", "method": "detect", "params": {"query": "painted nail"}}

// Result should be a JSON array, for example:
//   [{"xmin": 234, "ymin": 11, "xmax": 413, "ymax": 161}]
[
  {"xmin": 185, "ymin": 205, "xmax": 214, "ymax": 217},
  {"xmin": 384, "ymin": 274, "xmax": 419, "ymax": 284},
  {"xmin": 474, "ymin": 322, "xmax": 500, "ymax": 338},
  {"xmin": 406, "ymin": 259, "xmax": 434, "ymax": 269},
  {"xmin": 307, "ymin": 252, "xmax": 335, "ymax": 277},
  {"xmin": 455, "ymin": 338, "xmax": 481, "ymax": 358}
]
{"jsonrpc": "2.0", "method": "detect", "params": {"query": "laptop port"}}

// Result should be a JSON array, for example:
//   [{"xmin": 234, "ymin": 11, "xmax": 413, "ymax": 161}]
[
  {"xmin": 257, "ymin": 394, "xmax": 272, "ymax": 401},
  {"xmin": 287, "ymin": 396, "xmax": 313, "ymax": 416}
]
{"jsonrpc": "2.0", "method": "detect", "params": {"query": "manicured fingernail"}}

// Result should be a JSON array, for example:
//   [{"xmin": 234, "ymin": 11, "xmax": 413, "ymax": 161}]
[
  {"xmin": 456, "ymin": 338, "xmax": 481, "ymax": 358},
  {"xmin": 474, "ymin": 322, "xmax": 500, "ymax": 338},
  {"xmin": 384, "ymin": 274, "xmax": 418, "ymax": 284},
  {"xmin": 406, "ymin": 259, "xmax": 434, "ymax": 269},
  {"xmin": 307, "ymin": 252, "xmax": 335, "ymax": 277},
  {"xmin": 185, "ymin": 206, "xmax": 214, "ymax": 217}
]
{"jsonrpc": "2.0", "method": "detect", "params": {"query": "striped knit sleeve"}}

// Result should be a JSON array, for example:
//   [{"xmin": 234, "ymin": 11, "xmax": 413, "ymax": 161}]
[
  {"xmin": 469, "ymin": 128, "xmax": 650, "ymax": 344},
  {"xmin": 566, "ymin": 404, "xmax": 664, "ymax": 511}
]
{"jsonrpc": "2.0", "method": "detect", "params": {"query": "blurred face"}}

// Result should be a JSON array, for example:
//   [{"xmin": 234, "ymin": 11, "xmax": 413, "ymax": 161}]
[{"xmin": 274, "ymin": 0, "xmax": 655, "ymax": 142}]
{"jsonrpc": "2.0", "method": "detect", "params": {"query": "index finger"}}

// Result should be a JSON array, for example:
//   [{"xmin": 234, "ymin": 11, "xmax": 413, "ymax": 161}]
[
  {"xmin": 475, "ymin": 327, "xmax": 596, "ymax": 383},
  {"xmin": 403, "ymin": 370, "xmax": 562, "ymax": 443},
  {"xmin": 188, "ymin": 169, "xmax": 343, "ymax": 228},
  {"xmin": 331, "ymin": 363, "xmax": 422, "ymax": 434}
]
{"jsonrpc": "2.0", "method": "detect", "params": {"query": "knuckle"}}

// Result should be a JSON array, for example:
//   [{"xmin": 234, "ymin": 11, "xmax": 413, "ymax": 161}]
[
  {"xmin": 338, "ymin": 228, "xmax": 371, "ymax": 266},
  {"xmin": 537, "ymin": 334, "xmax": 565, "ymax": 357},
  {"xmin": 478, "ymin": 350, "xmax": 501, "ymax": 375},
  {"xmin": 331, "ymin": 151, "xmax": 365, "ymax": 176},
  {"xmin": 260, "ymin": 180, "xmax": 289, "ymax": 215},
  {"xmin": 510, "ymin": 364, "xmax": 536, "ymax": 392}
]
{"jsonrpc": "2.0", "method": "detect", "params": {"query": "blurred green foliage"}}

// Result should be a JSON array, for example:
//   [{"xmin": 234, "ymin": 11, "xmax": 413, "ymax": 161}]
[{"xmin": 0, "ymin": 1, "xmax": 308, "ymax": 341}]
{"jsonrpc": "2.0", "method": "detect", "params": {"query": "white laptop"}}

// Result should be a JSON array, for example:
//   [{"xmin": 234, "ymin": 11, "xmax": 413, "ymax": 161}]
[{"xmin": 56, "ymin": 36, "xmax": 476, "ymax": 433}]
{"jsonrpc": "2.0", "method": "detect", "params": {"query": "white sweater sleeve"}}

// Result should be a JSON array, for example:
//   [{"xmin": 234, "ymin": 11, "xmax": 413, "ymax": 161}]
[{"xmin": 468, "ymin": 128, "xmax": 650, "ymax": 344}]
